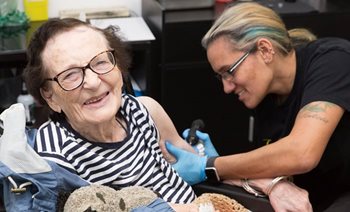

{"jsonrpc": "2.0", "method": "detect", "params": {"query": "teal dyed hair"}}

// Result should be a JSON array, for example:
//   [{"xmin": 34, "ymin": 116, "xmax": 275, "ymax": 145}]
[
  {"xmin": 244, "ymin": 27, "xmax": 285, "ymax": 40},
  {"xmin": 202, "ymin": 2, "xmax": 315, "ymax": 55}
]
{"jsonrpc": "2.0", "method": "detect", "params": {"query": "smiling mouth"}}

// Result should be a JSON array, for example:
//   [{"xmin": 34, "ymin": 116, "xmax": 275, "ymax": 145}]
[
  {"xmin": 84, "ymin": 92, "xmax": 109, "ymax": 105},
  {"xmin": 237, "ymin": 90, "xmax": 245, "ymax": 96}
]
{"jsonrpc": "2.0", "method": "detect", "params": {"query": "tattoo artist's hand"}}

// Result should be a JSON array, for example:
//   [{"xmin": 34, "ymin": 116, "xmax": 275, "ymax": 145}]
[
  {"xmin": 165, "ymin": 141, "xmax": 207, "ymax": 185},
  {"xmin": 269, "ymin": 181, "xmax": 313, "ymax": 212},
  {"xmin": 182, "ymin": 129, "xmax": 219, "ymax": 157}
]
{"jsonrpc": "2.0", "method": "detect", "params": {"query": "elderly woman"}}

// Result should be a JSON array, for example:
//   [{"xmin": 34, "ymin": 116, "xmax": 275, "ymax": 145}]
[{"xmin": 23, "ymin": 18, "xmax": 199, "ymax": 210}]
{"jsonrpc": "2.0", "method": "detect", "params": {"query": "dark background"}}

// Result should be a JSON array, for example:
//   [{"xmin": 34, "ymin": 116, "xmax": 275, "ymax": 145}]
[{"xmin": 142, "ymin": 0, "xmax": 350, "ymax": 156}]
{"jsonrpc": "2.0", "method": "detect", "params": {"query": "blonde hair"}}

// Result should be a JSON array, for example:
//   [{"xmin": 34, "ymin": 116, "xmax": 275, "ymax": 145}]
[{"xmin": 202, "ymin": 2, "xmax": 316, "ymax": 55}]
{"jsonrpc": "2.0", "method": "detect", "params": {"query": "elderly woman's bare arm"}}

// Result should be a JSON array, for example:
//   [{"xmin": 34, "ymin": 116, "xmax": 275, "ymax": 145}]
[{"xmin": 138, "ymin": 96, "xmax": 197, "ymax": 163}]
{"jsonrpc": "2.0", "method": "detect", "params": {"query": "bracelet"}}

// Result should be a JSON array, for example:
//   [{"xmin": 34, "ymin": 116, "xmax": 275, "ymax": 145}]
[
  {"xmin": 241, "ymin": 179, "xmax": 267, "ymax": 198},
  {"xmin": 266, "ymin": 176, "xmax": 289, "ymax": 196}
]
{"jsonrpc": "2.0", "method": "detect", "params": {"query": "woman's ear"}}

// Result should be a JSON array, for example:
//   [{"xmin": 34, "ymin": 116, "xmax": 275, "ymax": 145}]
[
  {"xmin": 257, "ymin": 38, "xmax": 275, "ymax": 64},
  {"xmin": 40, "ymin": 87, "xmax": 62, "ymax": 113}
]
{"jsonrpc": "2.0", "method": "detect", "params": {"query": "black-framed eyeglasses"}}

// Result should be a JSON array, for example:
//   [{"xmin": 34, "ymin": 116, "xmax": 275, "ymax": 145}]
[
  {"xmin": 44, "ymin": 50, "xmax": 116, "ymax": 91},
  {"xmin": 215, "ymin": 46, "xmax": 255, "ymax": 81}
]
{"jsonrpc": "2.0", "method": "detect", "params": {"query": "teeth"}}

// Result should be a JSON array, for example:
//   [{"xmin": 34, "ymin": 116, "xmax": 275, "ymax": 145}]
[
  {"xmin": 238, "ymin": 90, "xmax": 245, "ymax": 96},
  {"xmin": 85, "ymin": 95, "xmax": 103, "ymax": 104}
]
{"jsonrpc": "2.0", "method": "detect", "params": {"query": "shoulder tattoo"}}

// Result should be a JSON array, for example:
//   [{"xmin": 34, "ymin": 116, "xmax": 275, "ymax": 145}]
[{"xmin": 300, "ymin": 101, "xmax": 336, "ymax": 124}]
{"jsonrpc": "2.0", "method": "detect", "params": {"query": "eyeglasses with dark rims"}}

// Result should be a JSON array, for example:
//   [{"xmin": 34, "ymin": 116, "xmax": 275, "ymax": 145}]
[
  {"xmin": 215, "ymin": 46, "xmax": 256, "ymax": 81},
  {"xmin": 44, "ymin": 50, "xmax": 116, "ymax": 91}
]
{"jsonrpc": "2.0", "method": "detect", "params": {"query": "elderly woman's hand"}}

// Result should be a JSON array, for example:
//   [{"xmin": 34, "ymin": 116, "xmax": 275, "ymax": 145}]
[
  {"xmin": 223, "ymin": 178, "xmax": 312, "ymax": 212},
  {"xmin": 269, "ymin": 181, "xmax": 313, "ymax": 212}
]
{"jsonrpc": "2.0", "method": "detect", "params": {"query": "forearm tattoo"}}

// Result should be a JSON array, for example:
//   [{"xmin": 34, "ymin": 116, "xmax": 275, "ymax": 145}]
[{"xmin": 300, "ymin": 102, "xmax": 335, "ymax": 124}]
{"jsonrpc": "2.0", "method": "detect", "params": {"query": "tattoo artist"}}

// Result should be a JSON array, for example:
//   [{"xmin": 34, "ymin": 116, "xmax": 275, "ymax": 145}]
[{"xmin": 166, "ymin": 2, "xmax": 350, "ymax": 211}]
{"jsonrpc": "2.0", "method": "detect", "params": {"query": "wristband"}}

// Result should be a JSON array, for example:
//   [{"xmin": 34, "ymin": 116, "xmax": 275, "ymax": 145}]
[
  {"xmin": 266, "ymin": 176, "xmax": 289, "ymax": 196},
  {"xmin": 205, "ymin": 156, "xmax": 220, "ymax": 184},
  {"xmin": 241, "ymin": 179, "xmax": 267, "ymax": 198}
]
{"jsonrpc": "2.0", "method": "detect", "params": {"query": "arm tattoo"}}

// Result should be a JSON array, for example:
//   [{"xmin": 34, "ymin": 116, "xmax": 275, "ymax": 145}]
[{"xmin": 300, "ymin": 102, "xmax": 335, "ymax": 124}]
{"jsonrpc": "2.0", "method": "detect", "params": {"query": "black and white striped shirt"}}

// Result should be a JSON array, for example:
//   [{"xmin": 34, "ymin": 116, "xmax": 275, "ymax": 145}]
[{"xmin": 34, "ymin": 94, "xmax": 195, "ymax": 203}]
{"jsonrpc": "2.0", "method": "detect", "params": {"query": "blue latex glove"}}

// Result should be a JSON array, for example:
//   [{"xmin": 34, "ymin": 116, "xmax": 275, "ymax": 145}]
[
  {"xmin": 182, "ymin": 129, "xmax": 219, "ymax": 157},
  {"xmin": 165, "ymin": 142, "xmax": 207, "ymax": 185}
]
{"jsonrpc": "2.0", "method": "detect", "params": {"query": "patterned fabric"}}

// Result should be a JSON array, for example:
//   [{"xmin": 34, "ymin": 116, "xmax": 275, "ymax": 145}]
[
  {"xmin": 34, "ymin": 94, "xmax": 195, "ymax": 203},
  {"xmin": 0, "ymin": 103, "xmax": 88, "ymax": 211}
]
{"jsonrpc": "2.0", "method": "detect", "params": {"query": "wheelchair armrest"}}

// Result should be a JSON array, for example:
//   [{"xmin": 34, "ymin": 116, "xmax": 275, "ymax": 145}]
[{"xmin": 192, "ymin": 181, "xmax": 274, "ymax": 212}]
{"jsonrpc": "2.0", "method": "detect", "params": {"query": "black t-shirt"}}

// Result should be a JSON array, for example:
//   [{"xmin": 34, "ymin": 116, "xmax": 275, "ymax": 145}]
[{"xmin": 254, "ymin": 38, "xmax": 350, "ymax": 210}]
